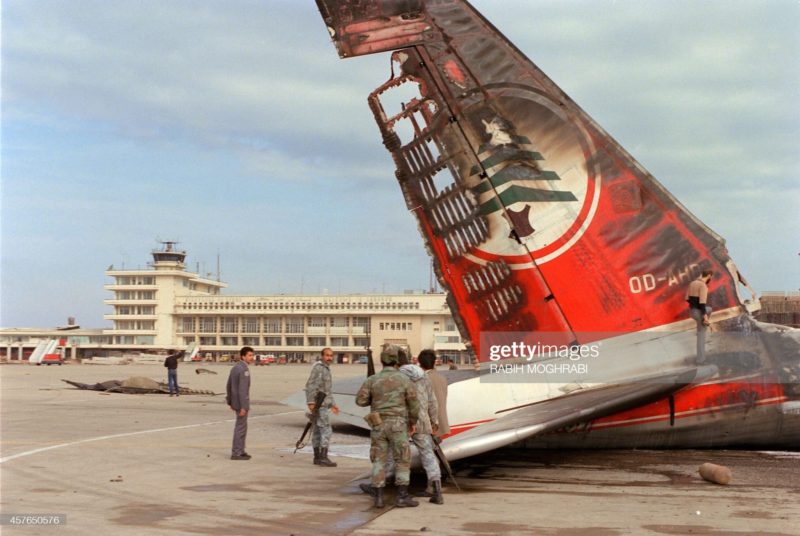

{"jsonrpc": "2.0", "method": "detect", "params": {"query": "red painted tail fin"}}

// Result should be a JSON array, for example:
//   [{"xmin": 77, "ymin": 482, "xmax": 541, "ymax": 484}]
[{"xmin": 317, "ymin": 0, "xmax": 754, "ymax": 356}]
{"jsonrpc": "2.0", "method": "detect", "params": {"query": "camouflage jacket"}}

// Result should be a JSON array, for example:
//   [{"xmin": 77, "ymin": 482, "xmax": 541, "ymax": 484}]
[
  {"xmin": 305, "ymin": 361, "xmax": 335, "ymax": 408},
  {"xmin": 355, "ymin": 367, "xmax": 419, "ymax": 425},
  {"xmin": 399, "ymin": 364, "xmax": 438, "ymax": 434}
]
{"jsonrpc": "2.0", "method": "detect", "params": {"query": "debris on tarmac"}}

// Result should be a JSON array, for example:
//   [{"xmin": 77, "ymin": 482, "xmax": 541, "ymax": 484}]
[
  {"xmin": 699, "ymin": 463, "xmax": 733, "ymax": 485},
  {"xmin": 62, "ymin": 377, "xmax": 216, "ymax": 395}
]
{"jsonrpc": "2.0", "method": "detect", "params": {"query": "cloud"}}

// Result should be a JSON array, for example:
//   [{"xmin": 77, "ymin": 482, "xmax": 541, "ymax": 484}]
[{"xmin": 3, "ymin": 0, "xmax": 390, "ymax": 177}]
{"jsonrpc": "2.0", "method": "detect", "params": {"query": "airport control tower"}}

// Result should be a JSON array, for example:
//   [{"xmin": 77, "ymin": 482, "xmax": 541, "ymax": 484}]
[
  {"xmin": 151, "ymin": 240, "xmax": 187, "ymax": 268},
  {"xmin": 104, "ymin": 242, "xmax": 226, "ymax": 348}
]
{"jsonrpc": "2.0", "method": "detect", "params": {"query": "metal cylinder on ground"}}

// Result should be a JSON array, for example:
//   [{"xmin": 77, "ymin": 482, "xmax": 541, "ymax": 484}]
[{"xmin": 698, "ymin": 463, "xmax": 732, "ymax": 485}]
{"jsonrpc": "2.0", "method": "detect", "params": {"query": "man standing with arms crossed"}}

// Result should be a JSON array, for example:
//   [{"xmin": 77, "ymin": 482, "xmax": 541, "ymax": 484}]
[
  {"xmin": 305, "ymin": 347, "xmax": 340, "ymax": 467},
  {"xmin": 227, "ymin": 346, "xmax": 254, "ymax": 460},
  {"xmin": 356, "ymin": 344, "xmax": 420, "ymax": 508}
]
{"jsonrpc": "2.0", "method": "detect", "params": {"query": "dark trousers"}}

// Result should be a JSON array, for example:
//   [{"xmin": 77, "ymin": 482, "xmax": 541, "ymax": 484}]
[
  {"xmin": 167, "ymin": 369, "xmax": 179, "ymax": 394},
  {"xmin": 690, "ymin": 306, "xmax": 712, "ymax": 364},
  {"xmin": 232, "ymin": 412, "xmax": 248, "ymax": 456}
]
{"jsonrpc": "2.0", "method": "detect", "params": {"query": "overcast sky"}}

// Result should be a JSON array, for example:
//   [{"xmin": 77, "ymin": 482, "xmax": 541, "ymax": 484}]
[{"xmin": 2, "ymin": 0, "xmax": 798, "ymax": 327}]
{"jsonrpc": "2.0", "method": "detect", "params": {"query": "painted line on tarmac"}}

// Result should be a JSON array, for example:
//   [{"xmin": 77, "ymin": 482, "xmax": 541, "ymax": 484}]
[{"xmin": 0, "ymin": 410, "xmax": 303, "ymax": 464}]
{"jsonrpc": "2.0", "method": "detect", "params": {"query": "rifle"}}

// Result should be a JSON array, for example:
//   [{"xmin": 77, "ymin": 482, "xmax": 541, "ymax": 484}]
[
  {"xmin": 294, "ymin": 390, "xmax": 327, "ymax": 453},
  {"xmin": 366, "ymin": 347, "xmax": 375, "ymax": 377},
  {"xmin": 432, "ymin": 435, "xmax": 460, "ymax": 491}
]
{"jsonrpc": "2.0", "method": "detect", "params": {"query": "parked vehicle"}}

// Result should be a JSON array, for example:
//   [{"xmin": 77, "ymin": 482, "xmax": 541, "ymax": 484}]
[
  {"xmin": 255, "ymin": 354, "xmax": 276, "ymax": 366},
  {"xmin": 40, "ymin": 354, "xmax": 63, "ymax": 366}
]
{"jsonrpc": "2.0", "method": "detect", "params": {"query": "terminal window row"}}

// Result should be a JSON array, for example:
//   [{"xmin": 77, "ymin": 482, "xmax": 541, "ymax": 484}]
[
  {"xmin": 178, "ymin": 301, "xmax": 422, "ymax": 311},
  {"xmin": 179, "ymin": 316, "xmax": 372, "ymax": 334},
  {"xmin": 115, "ymin": 306, "xmax": 156, "ymax": 315},
  {"xmin": 379, "ymin": 322, "xmax": 413, "ymax": 331},
  {"xmin": 113, "ymin": 277, "xmax": 155, "ymax": 285},
  {"xmin": 114, "ymin": 291, "xmax": 156, "ymax": 300},
  {"xmin": 189, "ymin": 336, "xmax": 371, "ymax": 347},
  {"xmin": 114, "ymin": 321, "xmax": 155, "ymax": 330}
]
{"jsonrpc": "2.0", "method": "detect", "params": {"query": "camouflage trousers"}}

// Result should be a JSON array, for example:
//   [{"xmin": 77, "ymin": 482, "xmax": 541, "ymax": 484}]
[
  {"xmin": 385, "ymin": 432, "xmax": 441, "ymax": 481},
  {"xmin": 370, "ymin": 417, "xmax": 411, "ymax": 487},
  {"xmin": 311, "ymin": 406, "xmax": 332, "ymax": 449}
]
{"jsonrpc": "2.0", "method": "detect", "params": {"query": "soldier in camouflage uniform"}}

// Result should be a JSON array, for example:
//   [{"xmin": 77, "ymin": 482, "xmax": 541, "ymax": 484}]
[
  {"xmin": 305, "ymin": 347, "xmax": 340, "ymax": 467},
  {"xmin": 356, "ymin": 344, "xmax": 420, "ymax": 508},
  {"xmin": 362, "ymin": 350, "xmax": 444, "ymax": 503},
  {"xmin": 398, "ymin": 351, "xmax": 443, "ymax": 504}
]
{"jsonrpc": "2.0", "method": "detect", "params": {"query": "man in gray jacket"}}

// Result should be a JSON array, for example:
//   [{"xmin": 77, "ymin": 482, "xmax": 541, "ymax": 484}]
[{"xmin": 227, "ymin": 346, "xmax": 254, "ymax": 460}]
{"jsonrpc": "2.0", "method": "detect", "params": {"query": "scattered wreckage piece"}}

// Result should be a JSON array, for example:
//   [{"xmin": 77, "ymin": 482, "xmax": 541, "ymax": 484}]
[
  {"xmin": 62, "ymin": 377, "xmax": 217, "ymax": 395},
  {"xmin": 195, "ymin": 368, "xmax": 218, "ymax": 375},
  {"xmin": 698, "ymin": 463, "xmax": 732, "ymax": 485}
]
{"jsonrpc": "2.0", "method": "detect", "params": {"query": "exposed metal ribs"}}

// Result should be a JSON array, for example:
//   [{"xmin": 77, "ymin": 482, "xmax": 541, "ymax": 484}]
[
  {"xmin": 462, "ymin": 260, "xmax": 511, "ymax": 294},
  {"xmin": 400, "ymin": 131, "xmax": 448, "ymax": 203},
  {"xmin": 429, "ymin": 184, "xmax": 488, "ymax": 258},
  {"xmin": 482, "ymin": 285, "xmax": 524, "ymax": 323},
  {"xmin": 462, "ymin": 261, "xmax": 523, "ymax": 322},
  {"xmin": 375, "ymin": 91, "xmax": 489, "ymax": 259},
  {"xmin": 368, "ymin": 59, "xmax": 491, "ymax": 261}
]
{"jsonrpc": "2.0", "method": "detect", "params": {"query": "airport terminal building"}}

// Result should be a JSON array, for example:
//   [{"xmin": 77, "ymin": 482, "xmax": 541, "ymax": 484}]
[{"xmin": 1, "ymin": 244, "xmax": 470, "ymax": 363}]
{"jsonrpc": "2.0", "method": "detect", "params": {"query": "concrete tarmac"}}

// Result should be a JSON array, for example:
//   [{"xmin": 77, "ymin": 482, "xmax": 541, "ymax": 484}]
[{"xmin": 1, "ymin": 362, "xmax": 798, "ymax": 535}]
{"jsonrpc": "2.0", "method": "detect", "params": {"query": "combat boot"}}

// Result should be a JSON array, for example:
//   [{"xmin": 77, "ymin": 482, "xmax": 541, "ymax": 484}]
[
  {"xmin": 313, "ymin": 447, "xmax": 321, "ymax": 465},
  {"xmin": 413, "ymin": 481, "xmax": 433, "ymax": 497},
  {"xmin": 374, "ymin": 487, "xmax": 384, "ymax": 508},
  {"xmin": 359, "ymin": 483, "xmax": 377, "ymax": 497},
  {"xmin": 429, "ymin": 480, "xmax": 444, "ymax": 505},
  {"xmin": 317, "ymin": 447, "xmax": 337, "ymax": 467},
  {"xmin": 395, "ymin": 485, "xmax": 419, "ymax": 507}
]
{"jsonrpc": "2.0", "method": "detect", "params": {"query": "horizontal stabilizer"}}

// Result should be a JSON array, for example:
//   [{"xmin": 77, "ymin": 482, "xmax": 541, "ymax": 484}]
[{"xmin": 443, "ymin": 365, "xmax": 717, "ymax": 461}]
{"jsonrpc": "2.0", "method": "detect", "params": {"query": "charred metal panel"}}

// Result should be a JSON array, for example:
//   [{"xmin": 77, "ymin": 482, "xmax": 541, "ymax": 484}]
[
  {"xmin": 316, "ymin": 0, "xmax": 749, "ymax": 358},
  {"xmin": 316, "ymin": 0, "xmax": 430, "ymax": 58}
]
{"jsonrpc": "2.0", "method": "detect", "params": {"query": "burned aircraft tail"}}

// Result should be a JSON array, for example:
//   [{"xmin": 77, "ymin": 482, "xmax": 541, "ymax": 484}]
[
  {"xmin": 310, "ymin": 0, "xmax": 800, "ymax": 454},
  {"xmin": 316, "ymin": 0, "xmax": 756, "ymax": 357}
]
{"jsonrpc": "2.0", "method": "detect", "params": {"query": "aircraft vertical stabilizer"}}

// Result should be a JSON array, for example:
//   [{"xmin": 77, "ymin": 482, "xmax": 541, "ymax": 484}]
[
  {"xmin": 316, "ymin": 0, "xmax": 753, "ymax": 356},
  {"xmin": 309, "ymin": 0, "xmax": 799, "ymax": 452}
]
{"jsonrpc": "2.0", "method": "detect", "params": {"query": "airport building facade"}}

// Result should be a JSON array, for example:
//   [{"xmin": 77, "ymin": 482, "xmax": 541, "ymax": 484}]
[
  {"xmin": 1, "ymin": 244, "xmax": 471, "ymax": 363},
  {"xmin": 757, "ymin": 291, "xmax": 800, "ymax": 328}
]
